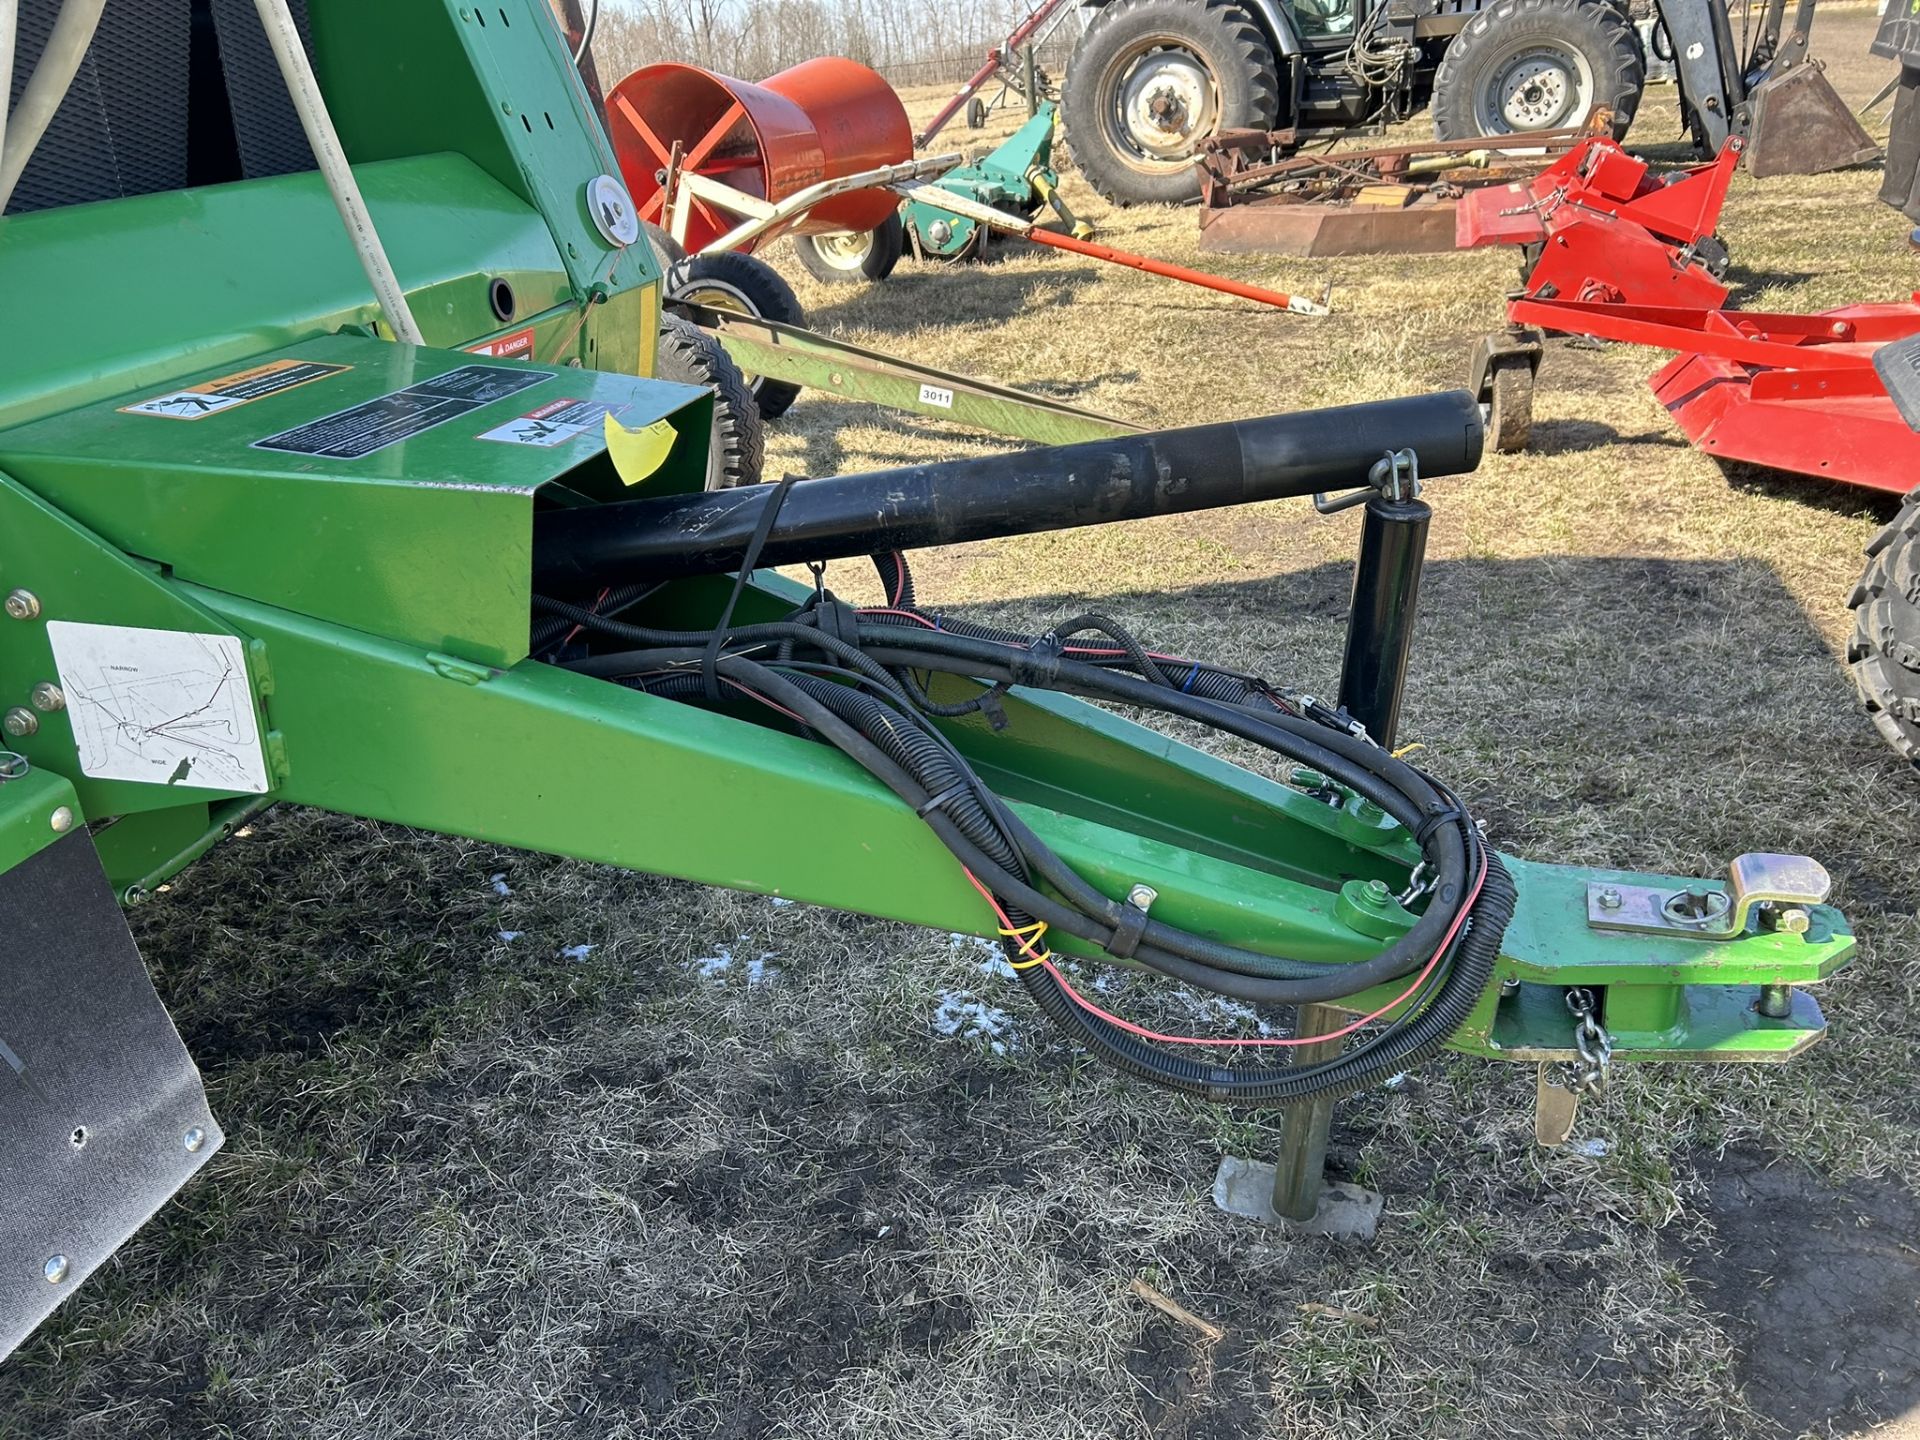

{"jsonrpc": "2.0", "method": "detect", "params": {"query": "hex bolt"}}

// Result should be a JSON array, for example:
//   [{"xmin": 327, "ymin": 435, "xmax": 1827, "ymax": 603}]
[
  {"xmin": 1365, "ymin": 878, "xmax": 1393, "ymax": 904},
  {"xmin": 3, "ymin": 707, "xmax": 38, "ymax": 739},
  {"xmin": 1125, "ymin": 884, "xmax": 1158, "ymax": 912},
  {"xmin": 30, "ymin": 682, "xmax": 63, "ymax": 712},
  {"xmin": 5, "ymin": 589, "xmax": 41, "ymax": 620},
  {"xmin": 49, "ymin": 806, "xmax": 73, "ymax": 834},
  {"xmin": 43, "ymin": 1255, "xmax": 68, "ymax": 1285},
  {"xmin": 183, "ymin": 1126, "xmax": 207, "ymax": 1154},
  {"xmin": 1597, "ymin": 887, "xmax": 1623, "ymax": 910},
  {"xmin": 1757, "ymin": 984, "xmax": 1793, "ymax": 1019}
]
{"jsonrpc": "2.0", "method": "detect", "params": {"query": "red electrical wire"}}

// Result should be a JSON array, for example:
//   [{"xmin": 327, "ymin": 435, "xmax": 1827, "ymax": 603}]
[{"xmin": 961, "ymin": 854, "xmax": 1488, "ymax": 1049}]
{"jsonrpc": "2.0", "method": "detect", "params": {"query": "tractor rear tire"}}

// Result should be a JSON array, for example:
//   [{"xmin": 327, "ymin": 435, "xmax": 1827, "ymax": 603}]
[
  {"xmin": 790, "ymin": 212, "xmax": 906, "ymax": 285},
  {"xmin": 1062, "ymin": 0, "xmax": 1279, "ymax": 206},
  {"xmin": 667, "ymin": 251, "xmax": 806, "ymax": 421},
  {"xmin": 655, "ymin": 313, "xmax": 765, "ymax": 491},
  {"xmin": 1432, "ymin": 0, "xmax": 1644, "ymax": 143},
  {"xmin": 1847, "ymin": 494, "xmax": 1920, "ymax": 769}
]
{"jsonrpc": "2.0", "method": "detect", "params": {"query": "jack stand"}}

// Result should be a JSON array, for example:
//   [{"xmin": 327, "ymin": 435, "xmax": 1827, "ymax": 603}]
[{"xmin": 1215, "ymin": 452, "xmax": 1430, "ymax": 1240}]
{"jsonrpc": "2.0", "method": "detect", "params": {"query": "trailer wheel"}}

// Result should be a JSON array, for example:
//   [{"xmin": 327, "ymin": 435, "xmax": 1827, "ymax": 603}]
[
  {"xmin": 666, "ymin": 252, "xmax": 806, "ymax": 421},
  {"xmin": 789, "ymin": 212, "xmax": 906, "ymax": 285},
  {"xmin": 1486, "ymin": 354, "xmax": 1535, "ymax": 453},
  {"xmin": 966, "ymin": 96, "xmax": 988, "ymax": 130},
  {"xmin": 655, "ymin": 313, "xmax": 765, "ymax": 491},
  {"xmin": 1847, "ymin": 495, "xmax": 1920, "ymax": 769},
  {"xmin": 1062, "ymin": 0, "xmax": 1279, "ymax": 206},
  {"xmin": 1432, "ymin": 0, "xmax": 1644, "ymax": 143}
]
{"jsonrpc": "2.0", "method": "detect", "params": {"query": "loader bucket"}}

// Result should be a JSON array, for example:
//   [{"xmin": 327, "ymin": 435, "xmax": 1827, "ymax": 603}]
[{"xmin": 1744, "ymin": 61, "xmax": 1883, "ymax": 179}]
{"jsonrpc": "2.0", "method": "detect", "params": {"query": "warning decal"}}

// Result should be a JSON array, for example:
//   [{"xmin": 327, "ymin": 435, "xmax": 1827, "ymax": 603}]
[
  {"xmin": 49, "ymin": 621, "xmax": 270, "ymax": 794},
  {"xmin": 119, "ymin": 359, "xmax": 351, "ymax": 420},
  {"xmin": 476, "ymin": 398, "xmax": 621, "ymax": 448},
  {"xmin": 252, "ymin": 364, "xmax": 553, "ymax": 460},
  {"xmin": 468, "ymin": 328, "xmax": 538, "ymax": 361}
]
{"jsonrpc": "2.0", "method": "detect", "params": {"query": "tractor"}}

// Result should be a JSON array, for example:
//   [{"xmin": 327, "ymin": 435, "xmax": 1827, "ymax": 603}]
[{"xmin": 1061, "ymin": 0, "xmax": 1861, "ymax": 203}]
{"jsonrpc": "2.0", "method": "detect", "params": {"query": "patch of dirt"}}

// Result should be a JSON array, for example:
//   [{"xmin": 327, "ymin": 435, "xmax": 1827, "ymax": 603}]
[{"xmin": 1669, "ymin": 1147, "xmax": 1920, "ymax": 1437}]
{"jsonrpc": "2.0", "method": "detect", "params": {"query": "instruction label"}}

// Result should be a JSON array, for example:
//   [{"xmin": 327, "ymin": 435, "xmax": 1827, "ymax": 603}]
[
  {"xmin": 119, "ymin": 359, "xmax": 351, "ymax": 420},
  {"xmin": 918, "ymin": 382, "xmax": 955, "ymax": 410},
  {"xmin": 477, "ymin": 398, "xmax": 621, "ymax": 448},
  {"xmin": 48, "ymin": 622, "xmax": 269, "ymax": 793},
  {"xmin": 252, "ymin": 364, "xmax": 552, "ymax": 459},
  {"xmin": 468, "ymin": 327, "xmax": 538, "ymax": 361}
]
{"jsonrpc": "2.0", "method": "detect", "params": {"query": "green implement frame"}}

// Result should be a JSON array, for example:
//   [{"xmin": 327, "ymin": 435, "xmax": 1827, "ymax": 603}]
[{"xmin": 0, "ymin": 0, "xmax": 1856, "ymax": 1359}]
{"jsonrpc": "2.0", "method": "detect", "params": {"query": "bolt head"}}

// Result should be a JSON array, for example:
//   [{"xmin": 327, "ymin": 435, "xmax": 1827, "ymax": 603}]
[
  {"xmin": 183, "ymin": 1126, "xmax": 206, "ymax": 1154},
  {"xmin": 44, "ymin": 1255, "xmax": 68, "ymax": 1284},
  {"xmin": 3, "ymin": 707, "xmax": 38, "ymax": 739},
  {"xmin": 1365, "ymin": 878, "xmax": 1392, "ymax": 902},
  {"xmin": 1774, "ymin": 907, "xmax": 1812, "ymax": 936},
  {"xmin": 49, "ymin": 806, "xmax": 73, "ymax": 834},
  {"xmin": 29, "ymin": 682, "xmax": 63, "ymax": 712},
  {"xmin": 1597, "ymin": 887, "xmax": 1623, "ymax": 910},
  {"xmin": 4, "ymin": 589, "xmax": 40, "ymax": 621},
  {"xmin": 1125, "ymin": 883, "xmax": 1158, "ymax": 911}
]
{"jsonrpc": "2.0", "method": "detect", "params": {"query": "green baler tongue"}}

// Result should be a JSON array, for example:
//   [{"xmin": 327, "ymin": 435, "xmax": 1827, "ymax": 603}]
[{"xmin": 0, "ymin": 334, "xmax": 712, "ymax": 670}]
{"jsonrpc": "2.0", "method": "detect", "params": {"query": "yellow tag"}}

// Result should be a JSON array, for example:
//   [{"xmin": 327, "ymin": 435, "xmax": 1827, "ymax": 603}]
[{"xmin": 603, "ymin": 412, "xmax": 676, "ymax": 486}]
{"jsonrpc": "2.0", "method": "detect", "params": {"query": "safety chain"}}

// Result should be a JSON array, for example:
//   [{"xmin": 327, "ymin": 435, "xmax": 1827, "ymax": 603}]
[
  {"xmin": 1396, "ymin": 860, "xmax": 1434, "ymax": 908},
  {"xmin": 1562, "ymin": 987, "xmax": 1613, "ymax": 1097}
]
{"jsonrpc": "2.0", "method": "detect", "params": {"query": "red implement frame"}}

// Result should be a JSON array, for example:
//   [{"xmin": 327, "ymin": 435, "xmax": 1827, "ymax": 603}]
[
  {"xmin": 1459, "ymin": 136, "xmax": 1738, "ymax": 308},
  {"xmin": 1509, "ymin": 296, "xmax": 1920, "ymax": 495}
]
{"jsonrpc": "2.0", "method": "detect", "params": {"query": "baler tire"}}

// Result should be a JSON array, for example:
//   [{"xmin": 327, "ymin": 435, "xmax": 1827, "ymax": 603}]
[
  {"xmin": 1432, "ymin": 0, "xmax": 1645, "ymax": 143},
  {"xmin": 1847, "ymin": 494, "xmax": 1920, "ymax": 769},
  {"xmin": 1062, "ymin": 0, "xmax": 1279, "ymax": 206},
  {"xmin": 655, "ymin": 313, "xmax": 765, "ymax": 491},
  {"xmin": 1486, "ymin": 354, "xmax": 1534, "ymax": 454},
  {"xmin": 667, "ymin": 252, "xmax": 806, "ymax": 421},
  {"xmin": 790, "ymin": 212, "xmax": 906, "ymax": 285}
]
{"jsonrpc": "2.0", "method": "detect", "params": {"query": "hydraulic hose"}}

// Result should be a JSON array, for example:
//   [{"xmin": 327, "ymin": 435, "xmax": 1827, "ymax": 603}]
[{"xmin": 544, "ymin": 577, "xmax": 1514, "ymax": 1105}]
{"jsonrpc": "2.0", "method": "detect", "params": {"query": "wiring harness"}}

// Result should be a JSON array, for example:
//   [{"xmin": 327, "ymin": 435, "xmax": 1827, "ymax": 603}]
[{"xmin": 533, "ymin": 553, "xmax": 1514, "ymax": 1107}]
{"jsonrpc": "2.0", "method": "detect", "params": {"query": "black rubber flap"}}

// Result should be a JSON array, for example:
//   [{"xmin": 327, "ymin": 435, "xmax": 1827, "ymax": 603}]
[
  {"xmin": 0, "ymin": 832, "xmax": 222, "ymax": 1359},
  {"xmin": 1875, "ymin": 333, "xmax": 1920, "ymax": 436}
]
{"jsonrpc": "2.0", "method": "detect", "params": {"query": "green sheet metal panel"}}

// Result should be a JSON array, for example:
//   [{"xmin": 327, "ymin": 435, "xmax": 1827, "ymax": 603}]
[
  {"xmin": 0, "ymin": 474, "xmax": 270, "ymax": 820},
  {"xmin": 0, "ymin": 157, "xmax": 581, "ymax": 431},
  {"xmin": 0, "ymin": 334, "xmax": 710, "ymax": 667},
  {"xmin": 305, "ymin": 0, "xmax": 653, "ymax": 304}
]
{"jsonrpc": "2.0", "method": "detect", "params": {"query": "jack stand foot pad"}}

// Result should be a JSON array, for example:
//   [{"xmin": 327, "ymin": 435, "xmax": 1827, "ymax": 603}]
[{"xmin": 1211, "ymin": 1156, "xmax": 1384, "ymax": 1240}]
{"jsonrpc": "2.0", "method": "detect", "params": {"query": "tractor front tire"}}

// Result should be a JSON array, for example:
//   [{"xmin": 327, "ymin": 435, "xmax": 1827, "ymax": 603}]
[
  {"xmin": 1432, "ymin": 0, "xmax": 1644, "ymax": 143},
  {"xmin": 655, "ymin": 313, "xmax": 765, "ymax": 491},
  {"xmin": 1062, "ymin": 0, "xmax": 1278, "ymax": 206},
  {"xmin": 1848, "ymin": 494, "xmax": 1920, "ymax": 769},
  {"xmin": 666, "ymin": 251, "xmax": 806, "ymax": 421}
]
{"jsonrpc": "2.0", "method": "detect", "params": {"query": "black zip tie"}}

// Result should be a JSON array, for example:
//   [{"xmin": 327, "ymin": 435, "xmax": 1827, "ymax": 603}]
[
  {"xmin": 915, "ymin": 781, "xmax": 969, "ymax": 818},
  {"xmin": 1413, "ymin": 804, "xmax": 1467, "ymax": 848}
]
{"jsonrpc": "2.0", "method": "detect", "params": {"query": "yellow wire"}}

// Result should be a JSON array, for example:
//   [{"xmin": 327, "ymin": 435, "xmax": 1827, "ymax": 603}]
[
  {"xmin": 997, "ymin": 917, "xmax": 1053, "ymax": 970},
  {"xmin": 1391, "ymin": 741, "xmax": 1425, "ymax": 759}
]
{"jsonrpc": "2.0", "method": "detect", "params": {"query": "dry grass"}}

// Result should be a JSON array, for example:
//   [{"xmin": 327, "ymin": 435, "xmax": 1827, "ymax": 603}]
[{"xmin": 6, "ymin": 10, "xmax": 1920, "ymax": 1438}]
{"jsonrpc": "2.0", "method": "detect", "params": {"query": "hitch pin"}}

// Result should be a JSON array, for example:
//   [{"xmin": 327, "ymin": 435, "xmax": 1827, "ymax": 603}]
[{"xmin": 1313, "ymin": 448, "xmax": 1420, "ymax": 514}]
